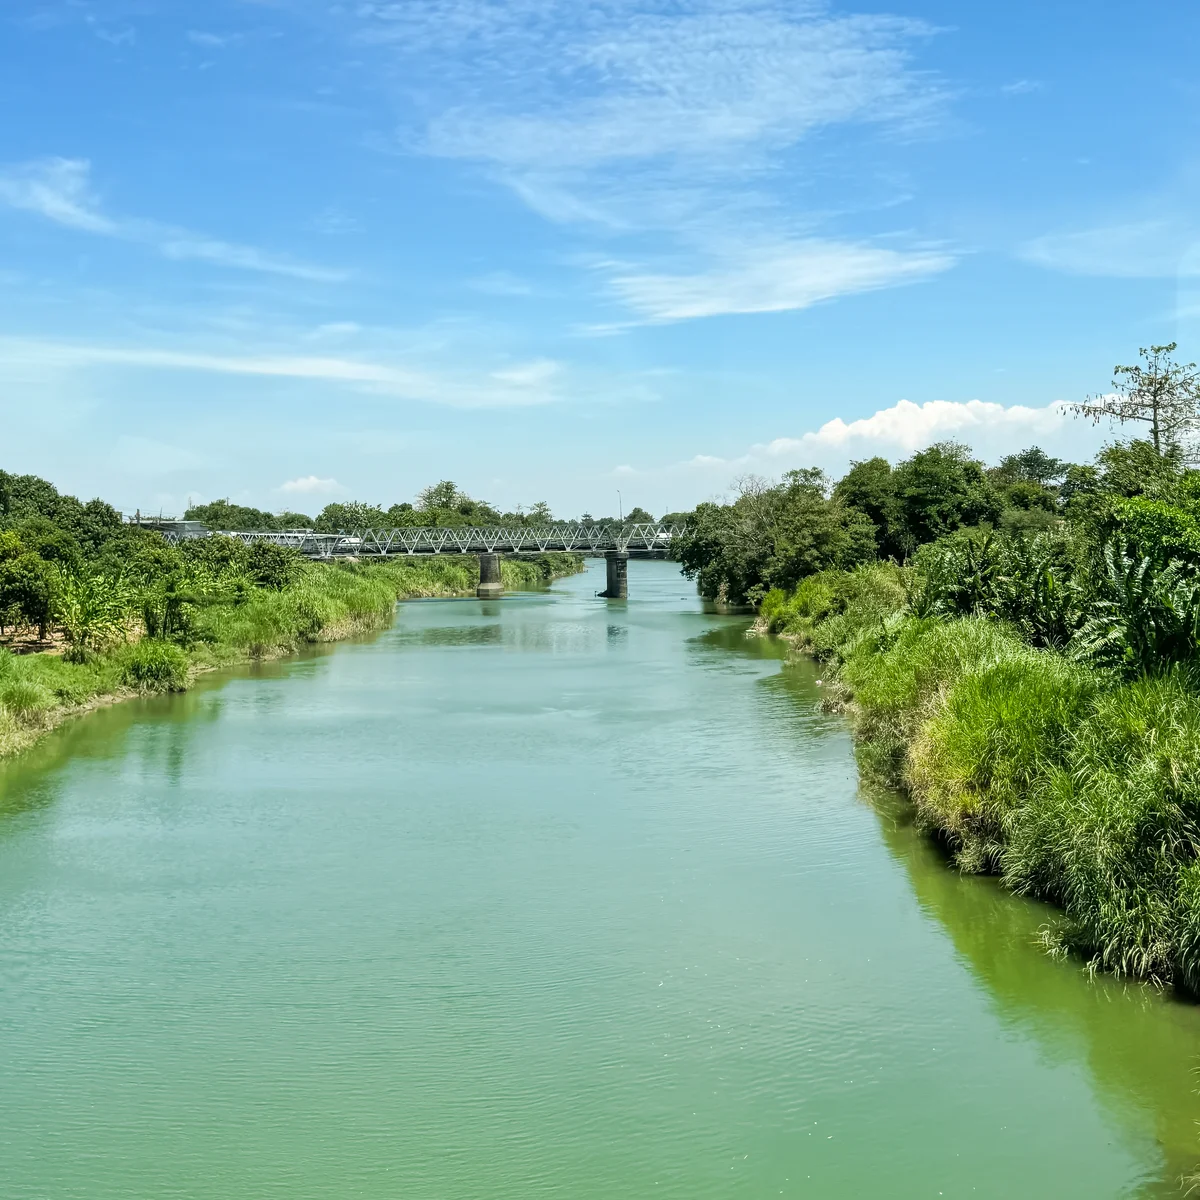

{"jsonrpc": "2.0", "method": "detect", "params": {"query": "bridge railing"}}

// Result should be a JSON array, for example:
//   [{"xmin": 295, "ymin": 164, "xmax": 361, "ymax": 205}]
[{"xmin": 161, "ymin": 522, "xmax": 686, "ymax": 557}]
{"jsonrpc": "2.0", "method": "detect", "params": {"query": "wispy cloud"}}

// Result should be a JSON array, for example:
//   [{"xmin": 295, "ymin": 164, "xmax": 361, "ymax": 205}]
[
  {"xmin": 1001, "ymin": 78, "xmax": 1042, "ymax": 96},
  {"xmin": 187, "ymin": 30, "xmax": 230, "ymax": 48},
  {"xmin": 0, "ymin": 157, "xmax": 347, "ymax": 282},
  {"xmin": 609, "ymin": 239, "xmax": 953, "ymax": 322},
  {"xmin": 354, "ymin": 0, "xmax": 952, "ymax": 322},
  {"xmin": 0, "ymin": 336, "xmax": 564, "ymax": 409},
  {"xmin": 1022, "ymin": 218, "xmax": 1200, "ymax": 279}
]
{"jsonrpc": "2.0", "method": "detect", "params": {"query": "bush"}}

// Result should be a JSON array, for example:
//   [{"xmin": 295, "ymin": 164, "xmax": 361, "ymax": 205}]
[{"xmin": 119, "ymin": 640, "xmax": 190, "ymax": 692}]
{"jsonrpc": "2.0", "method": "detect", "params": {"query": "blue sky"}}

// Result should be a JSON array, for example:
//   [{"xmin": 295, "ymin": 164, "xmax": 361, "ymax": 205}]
[{"xmin": 1, "ymin": 0, "xmax": 1198, "ymax": 518}]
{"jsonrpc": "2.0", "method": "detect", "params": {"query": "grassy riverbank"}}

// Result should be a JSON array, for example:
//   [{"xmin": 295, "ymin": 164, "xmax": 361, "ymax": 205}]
[
  {"xmin": 0, "ymin": 553, "xmax": 581, "ymax": 762},
  {"xmin": 760, "ymin": 564, "xmax": 1200, "ymax": 995}
]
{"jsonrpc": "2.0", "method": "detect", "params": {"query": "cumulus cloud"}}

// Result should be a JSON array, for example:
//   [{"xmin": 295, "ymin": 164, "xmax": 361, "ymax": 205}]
[
  {"xmin": 615, "ymin": 395, "xmax": 1110, "ymax": 497},
  {"xmin": 0, "ymin": 157, "xmax": 346, "ymax": 282},
  {"xmin": 278, "ymin": 475, "xmax": 343, "ymax": 495},
  {"xmin": 760, "ymin": 397, "xmax": 1072, "ymax": 458}
]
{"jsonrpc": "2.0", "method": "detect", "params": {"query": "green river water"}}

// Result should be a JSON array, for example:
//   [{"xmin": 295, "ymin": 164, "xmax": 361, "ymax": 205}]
[{"xmin": 1, "ymin": 559, "xmax": 1198, "ymax": 1198}]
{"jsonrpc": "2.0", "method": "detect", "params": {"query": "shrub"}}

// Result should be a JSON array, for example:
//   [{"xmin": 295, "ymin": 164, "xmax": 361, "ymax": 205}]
[{"xmin": 119, "ymin": 640, "xmax": 190, "ymax": 692}]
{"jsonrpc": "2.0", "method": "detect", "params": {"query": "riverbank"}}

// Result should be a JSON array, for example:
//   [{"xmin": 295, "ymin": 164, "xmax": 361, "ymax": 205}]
[
  {"xmin": 0, "ymin": 553, "xmax": 582, "ymax": 762},
  {"xmin": 760, "ymin": 562, "xmax": 1200, "ymax": 996}
]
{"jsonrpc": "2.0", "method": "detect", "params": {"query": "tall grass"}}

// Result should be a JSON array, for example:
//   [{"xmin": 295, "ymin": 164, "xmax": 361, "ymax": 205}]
[{"xmin": 778, "ymin": 566, "xmax": 1200, "ymax": 993}]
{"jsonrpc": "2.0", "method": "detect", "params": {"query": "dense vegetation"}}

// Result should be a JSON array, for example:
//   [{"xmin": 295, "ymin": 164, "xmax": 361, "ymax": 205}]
[
  {"xmin": 185, "ymin": 481, "xmax": 564, "ymax": 532},
  {"xmin": 0, "ymin": 471, "xmax": 580, "ymax": 760},
  {"xmin": 678, "ymin": 344, "xmax": 1200, "ymax": 993}
]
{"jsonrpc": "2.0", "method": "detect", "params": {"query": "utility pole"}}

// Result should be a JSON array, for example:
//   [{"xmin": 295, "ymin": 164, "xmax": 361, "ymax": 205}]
[{"xmin": 617, "ymin": 490, "xmax": 623, "ymax": 521}]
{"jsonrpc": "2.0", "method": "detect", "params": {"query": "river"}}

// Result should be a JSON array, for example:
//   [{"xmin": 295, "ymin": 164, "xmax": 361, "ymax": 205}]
[{"xmin": 0, "ymin": 559, "xmax": 1197, "ymax": 1198}]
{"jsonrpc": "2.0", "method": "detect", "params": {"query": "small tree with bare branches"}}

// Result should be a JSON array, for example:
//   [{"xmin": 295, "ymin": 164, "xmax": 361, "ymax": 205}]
[{"xmin": 1072, "ymin": 343, "xmax": 1200, "ymax": 455}]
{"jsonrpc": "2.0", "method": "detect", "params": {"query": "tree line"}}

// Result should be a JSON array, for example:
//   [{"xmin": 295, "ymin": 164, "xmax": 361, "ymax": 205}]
[
  {"xmin": 677, "ymin": 341, "xmax": 1200, "ymax": 674},
  {"xmin": 182, "ymin": 483, "xmax": 658, "ymax": 533}
]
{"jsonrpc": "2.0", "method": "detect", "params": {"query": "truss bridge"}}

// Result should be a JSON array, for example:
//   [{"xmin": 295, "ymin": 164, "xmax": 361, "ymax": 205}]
[{"xmin": 163, "ymin": 522, "xmax": 686, "ymax": 599}]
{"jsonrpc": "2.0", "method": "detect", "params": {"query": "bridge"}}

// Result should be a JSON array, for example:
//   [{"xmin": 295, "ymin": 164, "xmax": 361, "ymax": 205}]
[{"xmin": 162, "ymin": 523, "xmax": 685, "ymax": 599}]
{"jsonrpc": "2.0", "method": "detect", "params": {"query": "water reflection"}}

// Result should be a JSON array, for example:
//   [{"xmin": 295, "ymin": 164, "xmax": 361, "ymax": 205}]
[
  {"xmin": 867, "ymin": 787, "xmax": 1200, "ymax": 1194},
  {"xmin": 395, "ymin": 624, "xmax": 504, "ymax": 647}
]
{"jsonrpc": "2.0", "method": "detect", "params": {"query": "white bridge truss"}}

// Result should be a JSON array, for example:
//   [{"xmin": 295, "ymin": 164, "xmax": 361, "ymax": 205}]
[{"xmin": 165, "ymin": 522, "xmax": 684, "ymax": 558}]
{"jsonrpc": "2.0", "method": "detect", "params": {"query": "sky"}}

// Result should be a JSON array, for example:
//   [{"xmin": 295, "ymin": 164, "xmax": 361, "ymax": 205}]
[{"xmin": 1, "ymin": 0, "xmax": 1199, "ymax": 519}]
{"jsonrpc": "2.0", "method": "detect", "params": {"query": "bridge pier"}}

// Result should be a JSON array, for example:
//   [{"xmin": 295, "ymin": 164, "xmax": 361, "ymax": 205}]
[
  {"xmin": 477, "ymin": 552, "xmax": 504, "ymax": 599},
  {"xmin": 601, "ymin": 551, "xmax": 628, "ymax": 599}
]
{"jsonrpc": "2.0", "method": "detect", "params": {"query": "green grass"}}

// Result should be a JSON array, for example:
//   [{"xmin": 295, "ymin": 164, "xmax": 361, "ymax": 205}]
[
  {"xmin": 770, "ymin": 565, "xmax": 1200, "ymax": 994},
  {"xmin": 0, "ymin": 553, "xmax": 583, "ymax": 761}
]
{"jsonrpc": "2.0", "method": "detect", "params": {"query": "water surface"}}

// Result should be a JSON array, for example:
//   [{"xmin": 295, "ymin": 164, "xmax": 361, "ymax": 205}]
[{"xmin": 1, "ymin": 560, "xmax": 1197, "ymax": 1197}]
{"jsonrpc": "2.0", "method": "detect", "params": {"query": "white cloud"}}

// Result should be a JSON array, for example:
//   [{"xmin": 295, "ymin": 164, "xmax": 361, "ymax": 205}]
[
  {"xmin": 0, "ymin": 158, "xmax": 116, "ymax": 233},
  {"xmin": 490, "ymin": 358, "xmax": 559, "ymax": 385},
  {"xmin": 187, "ymin": 30, "xmax": 229, "ymax": 48},
  {"xmin": 1022, "ymin": 219, "xmax": 1200, "ymax": 279},
  {"xmin": 618, "ymin": 396, "xmax": 1110, "ymax": 494},
  {"xmin": 354, "ymin": 1, "xmax": 951, "ymax": 322},
  {"xmin": 1001, "ymin": 79, "xmax": 1042, "ymax": 96},
  {"xmin": 610, "ymin": 239, "xmax": 953, "ymax": 322},
  {"xmin": 0, "ymin": 157, "xmax": 346, "ymax": 282},
  {"xmin": 278, "ymin": 475, "xmax": 344, "ymax": 495},
  {"xmin": 393, "ymin": 3, "xmax": 943, "ymax": 170},
  {"xmin": 0, "ymin": 337, "xmax": 562, "ymax": 409},
  {"xmin": 759, "ymin": 397, "xmax": 1071, "ymax": 457}
]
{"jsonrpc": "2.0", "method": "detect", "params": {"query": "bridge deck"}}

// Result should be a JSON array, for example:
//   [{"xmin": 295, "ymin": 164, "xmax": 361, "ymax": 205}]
[{"xmin": 165, "ymin": 522, "xmax": 683, "ymax": 558}]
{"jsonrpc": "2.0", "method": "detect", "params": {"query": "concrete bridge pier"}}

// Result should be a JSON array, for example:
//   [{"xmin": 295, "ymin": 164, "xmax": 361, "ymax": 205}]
[
  {"xmin": 602, "ymin": 551, "xmax": 628, "ymax": 599},
  {"xmin": 477, "ymin": 552, "xmax": 504, "ymax": 599}
]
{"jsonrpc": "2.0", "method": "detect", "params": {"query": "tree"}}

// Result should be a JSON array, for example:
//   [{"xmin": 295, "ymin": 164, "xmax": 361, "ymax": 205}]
[
  {"xmin": 314, "ymin": 502, "xmax": 388, "ymax": 532},
  {"xmin": 992, "ymin": 447, "xmax": 1069, "ymax": 488},
  {"xmin": 675, "ymin": 469, "xmax": 875, "ymax": 604},
  {"xmin": 0, "ymin": 553, "xmax": 56, "ymax": 640},
  {"xmin": 624, "ymin": 506, "xmax": 653, "ymax": 524},
  {"xmin": 1071, "ymin": 343, "xmax": 1200, "ymax": 455},
  {"xmin": 417, "ymin": 481, "xmax": 465, "ymax": 512},
  {"xmin": 834, "ymin": 457, "xmax": 903, "ymax": 559},
  {"xmin": 892, "ymin": 442, "xmax": 1002, "ymax": 550},
  {"xmin": 184, "ymin": 499, "xmax": 307, "ymax": 531},
  {"xmin": 247, "ymin": 541, "xmax": 301, "ymax": 590}
]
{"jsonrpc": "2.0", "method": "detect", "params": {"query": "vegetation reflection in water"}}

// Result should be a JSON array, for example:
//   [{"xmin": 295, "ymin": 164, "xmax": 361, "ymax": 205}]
[{"xmin": 0, "ymin": 562, "xmax": 1197, "ymax": 1198}]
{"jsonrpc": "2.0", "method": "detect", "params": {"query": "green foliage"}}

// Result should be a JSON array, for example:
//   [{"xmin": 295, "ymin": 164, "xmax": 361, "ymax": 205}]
[
  {"xmin": 314, "ymin": 501, "xmax": 389, "ymax": 532},
  {"xmin": 1005, "ymin": 673, "xmax": 1200, "ymax": 988},
  {"xmin": 119, "ymin": 640, "xmax": 190, "ymax": 692},
  {"xmin": 183, "ymin": 498, "xmax": 310, "ymax": 531},
  {"xmin": 1070, "ymin": 342, "xmax": 1200, "ymax": 455},
  {"xmin": 908, "ymin": 650, "xmax": 1097, "ymax": 870},
  {"xmin": 676, "ymin": 470, "xmax": 875, "ymax": 604},
  {"xmin": 55, "ymin": 568, "xmax": 131, "ymax": 661},
  {"xmin": 911, "ymin": 528, "xmax": 1085, "ymax": 648},
  {"xmin": 0, "ymin": 552, "xmax": 57, "ymax": 638},
  {"xmin": 1072, "ymin": 542, "xmax": 1200, "ymax": 677},
  {"xmin": 892, "ymin": 441, "xmax": 1003, "ymax": 549},
  {"xmin": 247, "ymin": 541, "xmax": 302, "ymax": 590}
]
